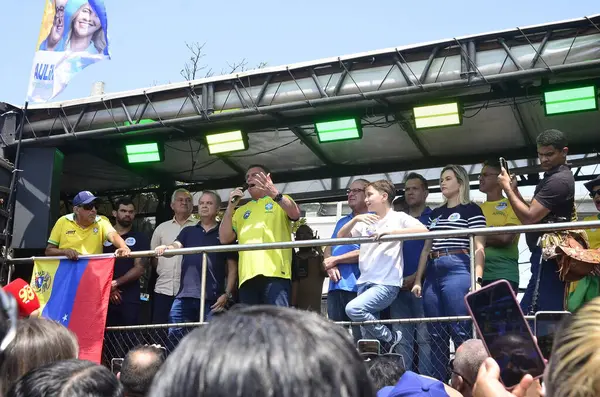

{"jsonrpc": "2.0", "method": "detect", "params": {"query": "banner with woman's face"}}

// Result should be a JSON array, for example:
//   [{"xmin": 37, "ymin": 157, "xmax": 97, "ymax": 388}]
[{"xmin": 27, "ymin": 0, "xmax": 110, "ymax": 103}]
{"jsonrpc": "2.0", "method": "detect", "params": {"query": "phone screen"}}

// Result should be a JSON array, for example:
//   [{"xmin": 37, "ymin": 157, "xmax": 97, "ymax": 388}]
[
  {"xmin": 357, "ymin": 339, "xmax": 380, "ymax": 355},
  {"xmin": 535, "ymin": 312, "xmax": 571, "ymax": 359},
  {"xmin": 465, "ymin": 280, "xmax": 545, "ymax": 388},
  {"xmin": 111, "ymin": 358, "xmax": 124, "ymax": 375}
]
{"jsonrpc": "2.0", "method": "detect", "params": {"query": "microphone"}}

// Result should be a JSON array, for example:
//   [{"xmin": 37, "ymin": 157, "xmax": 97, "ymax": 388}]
[
  {"xmin": 230, "ymin": 183, "xmax": 250, "ymax": 203},
  {"xmin": 3, "ymin": 278, "xmax": 40, "ymax": 318}
]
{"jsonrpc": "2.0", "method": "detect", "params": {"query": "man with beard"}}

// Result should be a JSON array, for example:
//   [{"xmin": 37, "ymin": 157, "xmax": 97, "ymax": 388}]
[
  {"xmin": 39, "ymin": 0, "xmax": 68, "ymax": 51},
  {"xmin": 103, "ymin": 198, "xmax": 149, "ymax": 326}
]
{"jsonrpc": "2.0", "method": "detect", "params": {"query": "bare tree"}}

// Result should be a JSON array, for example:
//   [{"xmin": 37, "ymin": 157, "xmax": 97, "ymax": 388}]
[{"xmin": 180, "ymin": 41, "xmax": 212, "ymax": 81}]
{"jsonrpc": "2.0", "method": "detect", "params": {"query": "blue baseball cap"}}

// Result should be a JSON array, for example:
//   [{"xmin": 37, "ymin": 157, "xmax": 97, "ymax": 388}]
[
  {"xmin": 377, "ymin": 372, "xmax": 449, "ymax": 397},
  {"xmin": 73, "ymin": 191, "xmax": 97, "ymax": 206}
]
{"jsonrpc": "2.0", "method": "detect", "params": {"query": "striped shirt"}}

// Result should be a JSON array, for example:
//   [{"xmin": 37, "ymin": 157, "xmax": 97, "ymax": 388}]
[{"xmin": 428, "ymin": 203, "xmax": 486, "ymax": 251}]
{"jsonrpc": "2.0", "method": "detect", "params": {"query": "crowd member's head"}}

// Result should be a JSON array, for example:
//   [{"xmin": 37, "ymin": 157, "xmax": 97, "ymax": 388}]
[
  {"xmin": 393, "ymin": 196, "xmax": 408, "ymax": 212},
  {"xmin": 171, "ymin": 188, "xmax": 193, "ymax": 218},
  {"xmin": 0, "ymin": 317, "xmax": 79, "ymax": 395},
  {"xmin": 113, "ymin": 197, "xmax": 136, "ymax": 228},
  {"xmin": 348, "ymin": 179, "xmax": 370, "ymax": 214},
  {"xmin": 7, "ymin": 359, "xmax": 123, "ymax": 397},
  {"xmin": 478, "ymin": 159, "xmax": 502, "ymax": 197},
  {"xmin": 536, "ymin": 129, "xmax": 568, "ymax": 171},
  {"xmin": 584, "ymin": 175, "xmax": 600, "ymax": 212},
  {"xmin": 403, "ymin": 172, "xmax": 429, "ymax": 210},
  {"xmin": 545, "ymin": 296, "xmax": 600, "ymax": 397},
  {"xmin": 119, "ymin": 345, "xmax": 165, "ymax": 397},
  {"xmin": 365, "ymin": 355, "xmax": 405, "ymax": 390},
  {"xmin": 451, "ymin": 339, "xmax": 487, "ymax": 397},
  {"xmin": 72, "ymin": 190, "xmax": 99, "ymax": 228},
  {"xmin": 198, "ymin": 191, "xmax": 221, "ymax": 220},
  {"xmin": 440, "ymin": 164, "xmax": 471, "ymax": 204},
  {"xmin": 365, "ymin": 180, "xmax": 396, "ymax": 215},
  {"xmin": 149, "ymin": 305, "xmax": 375, "ymax": 397}
]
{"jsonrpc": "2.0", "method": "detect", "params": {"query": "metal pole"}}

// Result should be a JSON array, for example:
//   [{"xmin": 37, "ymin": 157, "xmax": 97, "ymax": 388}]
[
  {"xmin": 469, "ymin": 234, "xmax": 477, "ymax": 338},
  {"xmin": 7, "ymin": 219, "xmax": 600, "ymax": 265},
  {"xmin": 7, "ymin": 263, "xmax": 13, "ymax": 284},
  {"xmin": 199, "ymin": 252, "xmax": 207, "ymax": 323}
]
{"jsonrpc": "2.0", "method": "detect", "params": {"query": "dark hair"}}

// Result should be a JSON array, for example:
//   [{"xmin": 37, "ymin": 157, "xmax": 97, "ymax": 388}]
[
  {"xmin": 149, "ymin": 306, "xmax": 375, "ymax": 397},
  {"xmin": 7, "ymin": 359, "xmax": 123, "ymax": 397},
  {"xmin": 536, "ymin": 129, "xmax": 568, "ymax": 150},
  {"xmin": 367, "ymin": 180, "xmax": 396, "ymax": 205},
  {"xmin": 246, "ymin": 164, "xmax": 270, "ymax": 174},
  {"xmin": 120, "ymin": 346, "xmax": 164, "ymax": 397},
  {"xmin": 0, "ymin": 318, "xmax": 79, "ymax": 395},
  {"xmin": 404, "ymin": 172, "xmax": 428, "ymax": 190},
  {"xmin": 365, "ymin": 355, "xmax": 406, "ymax": 390},
  {"xmin": 114, "ymin": 197, "xmax": 135, "ymax": 210},
  {"xmin": 483, "ymin": 158, "xmax": 501, "ymax": 171}
]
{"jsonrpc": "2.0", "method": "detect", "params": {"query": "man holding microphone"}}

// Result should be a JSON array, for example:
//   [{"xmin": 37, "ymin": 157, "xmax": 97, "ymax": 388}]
[{"xmin": 219, "ymin": 165, "xmax": 300, "ymax": 306}]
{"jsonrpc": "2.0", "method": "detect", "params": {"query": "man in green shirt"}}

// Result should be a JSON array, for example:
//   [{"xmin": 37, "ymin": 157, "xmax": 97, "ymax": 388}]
[{"xmin": 478, "ymin": 159, "xmax": 521, "ymax": 291}]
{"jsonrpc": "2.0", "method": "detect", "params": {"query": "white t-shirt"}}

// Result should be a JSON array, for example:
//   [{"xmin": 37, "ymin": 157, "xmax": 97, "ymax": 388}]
[{"xmin": 351, "ymin": 210, "xmax": 425, "ymax": 286}]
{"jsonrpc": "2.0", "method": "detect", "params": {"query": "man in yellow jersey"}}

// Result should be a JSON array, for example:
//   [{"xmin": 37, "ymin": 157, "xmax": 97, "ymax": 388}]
[
  {"xmin": 45, "ymin": 191, "xmax": 130, "ymax": 259},
  {"xmin": 567, "ymin": 175, "xmax": 600, "ymax": 311},
  {"xmin": 220, "ymin": 164, "xmax": 301, "ymax": 306},
  {"xmin": 478, "ymin": 159, "xmax": 521, "ymax": 292}
]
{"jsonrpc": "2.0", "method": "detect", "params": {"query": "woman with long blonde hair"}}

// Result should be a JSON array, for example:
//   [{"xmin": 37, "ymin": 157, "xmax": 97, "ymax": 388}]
[{"xmin": 411, "ymin": 164, "xmax": 486, "ymax": 381}]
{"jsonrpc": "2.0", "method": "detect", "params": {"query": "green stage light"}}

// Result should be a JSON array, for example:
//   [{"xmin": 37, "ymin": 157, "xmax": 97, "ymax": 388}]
[
  {"xmin": 125, "ymin": 142, "xmax": 163, "ymax": 164},
  {"xmin": 413, "ymin": 102, "xmax": 461, "ymax": 129},
  {"xmin": 314, "ymin": 118, "xmax": 362, "ymax": 142},
  {"xmin": 206, "ymin": 130, "xmax": 248, "ymax": 155},
  {"xmin": 544, "ymin": 86, "xmax": 598, "ymax": 115}
]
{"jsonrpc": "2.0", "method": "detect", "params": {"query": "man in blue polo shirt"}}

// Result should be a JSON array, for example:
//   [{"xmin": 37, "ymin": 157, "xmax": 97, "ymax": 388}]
[
  {"xmin": 324, "ymin": 179, "xmax": 369, "ymax": 344},
  {"xmin": 155, "ymin": 191, "xmax": 238, "ymax": 347},
  {"xmin": 390, "ymin": 173, "xmax": 433, "ymax": 375}
]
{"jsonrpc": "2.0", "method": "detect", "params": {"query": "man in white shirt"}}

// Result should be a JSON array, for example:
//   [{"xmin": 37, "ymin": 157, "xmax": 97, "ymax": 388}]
[
  {"xmin": 150, "ymin": 188, "xmax": 198, "ymax": 324},
  {"xmin": 337, "ymin": 180, "xmax": 427, "ymax": 353}
]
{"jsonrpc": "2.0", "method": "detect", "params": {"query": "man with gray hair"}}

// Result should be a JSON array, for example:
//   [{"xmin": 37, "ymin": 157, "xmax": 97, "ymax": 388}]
[
  {"xmin": 450, "ymin": 339, "xmax": 488, "ymax": 397},
  {"xmin": 155, "ymin": 191, "xmax": 238, "ymax": 349},
  {"xmin": 150, "ymin": 188, "xmax": 197, "ymax": 324}
]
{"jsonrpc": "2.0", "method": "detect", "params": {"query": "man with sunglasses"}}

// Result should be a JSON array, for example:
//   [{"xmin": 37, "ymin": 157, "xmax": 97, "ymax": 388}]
[
  {"xmin": 45, "ymin": 191, "xmax": 130, "ymax": 260},
  {"xmin": 449, "ymin": 339, "xmax": 487, "ymax": 397},
  {"xmin": 567, "ymin": 175, "xmax": 600, "ymax": 311}
]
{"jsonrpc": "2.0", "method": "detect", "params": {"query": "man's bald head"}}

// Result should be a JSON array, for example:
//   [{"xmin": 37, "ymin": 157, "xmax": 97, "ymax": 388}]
[
  {"xmin": 120, "ymin": 346, "xmax": 165, "ymax": 397},
  {"xmin": 452, "ymin": 339, "xmax": 488, "ymax": 396}
]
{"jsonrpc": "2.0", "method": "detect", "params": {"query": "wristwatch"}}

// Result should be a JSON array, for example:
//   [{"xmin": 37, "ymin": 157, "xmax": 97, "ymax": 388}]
[
  {"xmin": 273, "ymin": 193, "xmax": 283, "ymax": 203},
  {"xmin": 225, "ymin": 291, "xmax": 233, "ymax": 301},
  {"xmin": 476, "ymin": 277, "xmax": 483, "ymax": 286}
]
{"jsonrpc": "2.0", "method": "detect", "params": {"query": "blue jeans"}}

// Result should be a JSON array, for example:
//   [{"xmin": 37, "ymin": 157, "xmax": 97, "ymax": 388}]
[
  {"xmin": 423, "ymin": 253, "xmax": 471, "ymax": 381},
  {"xmin": 167, "ymin": 297, "xmax": 215, "ymax": 352},
  {"xmin": 327, "ymin": 290, "xmax": 362, "ymax": 345},
  {"xmin": 520, "ymin": 247, "xmax": 566, "ymax": 314},
  {"xmin": 238, "ymin": 275, "xmax": 291, "ymax": 306},
  {"xmin": 345, "ymin": 283, "xmax": 399, "ymax": 343},
  {"xmin": 390, "ymin": 290, "xmax": 432, "ymax": 375}
]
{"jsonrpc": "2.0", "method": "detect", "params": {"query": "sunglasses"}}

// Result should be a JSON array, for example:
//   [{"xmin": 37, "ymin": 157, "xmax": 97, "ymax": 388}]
[
  {"xmin": 81, "ymin": 203, "xmax": 96, "ymax": 211},
  {"xmin": 590, "ymin": 190, "xmax": 600, "ymax": 198}
]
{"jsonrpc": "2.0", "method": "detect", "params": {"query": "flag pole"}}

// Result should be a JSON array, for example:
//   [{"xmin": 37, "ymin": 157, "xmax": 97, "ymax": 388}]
[{"xmin": 3, "ymin": 101, "xmax": 29, "ymax": 273}]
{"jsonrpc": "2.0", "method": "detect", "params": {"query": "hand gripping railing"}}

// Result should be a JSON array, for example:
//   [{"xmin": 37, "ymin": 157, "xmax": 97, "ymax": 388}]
[{"xmin": 9, "ymin": 219, "xmax": 600, "ymax": 323}]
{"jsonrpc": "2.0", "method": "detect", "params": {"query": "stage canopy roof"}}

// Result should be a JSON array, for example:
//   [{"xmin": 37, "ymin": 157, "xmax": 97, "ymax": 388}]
[{"xmin": 2, "ymin": 14, "xmax": 600, "ymax": 200}]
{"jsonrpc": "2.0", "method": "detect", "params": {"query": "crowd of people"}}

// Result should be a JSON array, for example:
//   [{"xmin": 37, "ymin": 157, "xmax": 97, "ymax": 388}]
[
  {"xmin": 2, "ymin": 298, "xmax": 600, "ymax": 396},
  {"xmin": 2, "ymin": 127, "xmax": 598, "ymax": 395}
]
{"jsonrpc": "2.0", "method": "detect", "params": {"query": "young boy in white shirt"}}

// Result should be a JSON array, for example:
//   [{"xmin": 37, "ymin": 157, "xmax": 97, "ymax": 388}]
[{"xmin": 337, "ymin": 179, "xmax": 427, "ymax": 352}]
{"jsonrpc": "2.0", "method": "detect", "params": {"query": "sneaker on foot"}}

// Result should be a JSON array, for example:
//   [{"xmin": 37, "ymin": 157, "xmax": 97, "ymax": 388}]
[{"xmin": 386, "ymin": 330, "xmax": 402, "ymax": 354}]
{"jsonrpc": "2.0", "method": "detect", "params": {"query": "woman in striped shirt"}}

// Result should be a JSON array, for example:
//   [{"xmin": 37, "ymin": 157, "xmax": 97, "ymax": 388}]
[{"xmin": 411, "ymin": 164, "xmax": 486, "ymax": 381}]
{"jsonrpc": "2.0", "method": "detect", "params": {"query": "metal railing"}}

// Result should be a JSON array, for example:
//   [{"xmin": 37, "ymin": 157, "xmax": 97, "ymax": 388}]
[{"xmin": 9, "ymin": 219, "xmax": 600, "ymax": 321}]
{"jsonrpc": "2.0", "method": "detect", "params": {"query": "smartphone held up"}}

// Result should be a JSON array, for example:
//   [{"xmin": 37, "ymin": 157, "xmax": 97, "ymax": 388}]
[{"xmin": 465, "ymin": 280, "xmax": 546, "ymax": 389}]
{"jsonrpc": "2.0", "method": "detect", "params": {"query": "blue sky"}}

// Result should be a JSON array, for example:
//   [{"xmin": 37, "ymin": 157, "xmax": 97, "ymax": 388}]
[{"xmin": 0, "ymin": 0, "xmax": 598, "ymax": 105}]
